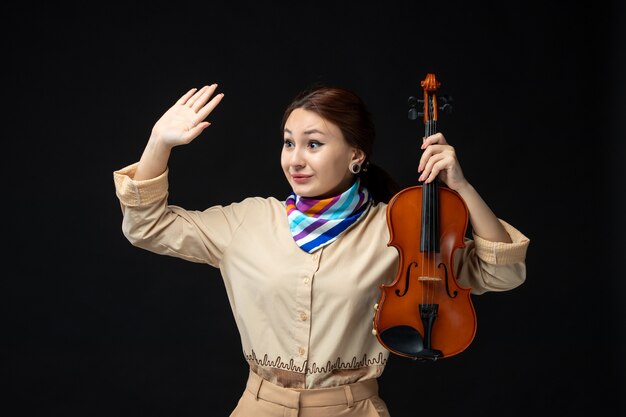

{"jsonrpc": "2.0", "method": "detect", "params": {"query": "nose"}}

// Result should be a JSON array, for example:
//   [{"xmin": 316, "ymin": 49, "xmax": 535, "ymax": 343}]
[{"xmin": 289, "ymin": 146, "xmax": 305, "ymax": 169}]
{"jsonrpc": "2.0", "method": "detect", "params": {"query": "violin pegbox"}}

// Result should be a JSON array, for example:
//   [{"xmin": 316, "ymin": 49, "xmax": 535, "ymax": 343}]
[{"xmin": 407, "ymin": 74, "xmax": 453, "ymax": 124}]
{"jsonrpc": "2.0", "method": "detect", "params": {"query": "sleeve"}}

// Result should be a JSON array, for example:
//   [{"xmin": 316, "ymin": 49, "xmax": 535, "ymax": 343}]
[
  {"xmin": 113, "ymin": 162, "xmax": 248, "ymax": 267},
  {"xmin": 454, "ymin": 219, "xmax": 530, "ymax": 295}
]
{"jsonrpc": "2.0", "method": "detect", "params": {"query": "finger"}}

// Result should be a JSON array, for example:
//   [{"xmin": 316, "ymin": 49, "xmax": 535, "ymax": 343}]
[
  {"xmin": 419, "ymin": 153, "xmax": 448, "ymax": 182},
  {"xmin": 196, "ymin": 92, "xmax": 225, "ymax": 122},
  {"xmin": 191, "ymin": 84, "xmax": 219, "ymax": 112},
  {"xmin": 418, "ymin": 144, "xmax": 446, "ymax": 172},
  {"xmin": 421, "ymin": 132, "xmax": 448, "ymax": 149},
  {"xmin": 421, "ymin": 160, "xmax": 447, "ymax": 183},
  {"xmin": 186, "ymin": 85, "xmax": 211, "ymax": 108},
  {"xmin": 419, "ymin": 144, "xmax": 455, "ymax": 171},
  {"xmin": 418, "ymin": 146, "xmax": 431, "ymax": 172},
  {"xmin": 418, "ymin": 144, "xmax": 437, "ymax": 172},
  {"xmin": 420, "ymin": 135, "xmax": 435, "ymax": 149},
  {"xmin": 177, "ymin": 88, "xmax": 199, "ymax": 106}
]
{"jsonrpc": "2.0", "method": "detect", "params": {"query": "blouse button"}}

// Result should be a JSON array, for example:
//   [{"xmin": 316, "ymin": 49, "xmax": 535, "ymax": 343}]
[
  {"xmin": 298, "ymin": 346, "xmax": 306, "ymax": 356},
  {"xmin": 299, "ymin": 312, "xmax": 308, "ymax": 321}
]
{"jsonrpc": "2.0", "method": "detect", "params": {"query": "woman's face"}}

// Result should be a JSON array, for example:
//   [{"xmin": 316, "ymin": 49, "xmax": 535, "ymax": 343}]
[{"xmin": 281, "ymin": 108, "xmax": 363, "ymax": 199}]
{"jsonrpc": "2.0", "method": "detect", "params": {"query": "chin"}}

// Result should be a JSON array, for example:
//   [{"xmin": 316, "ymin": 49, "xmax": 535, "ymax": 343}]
[
  {"xmin": 289, "ymin": 180, "xmax": 338, "ymax": 199},
  {"xmin": 294, "ymin": 188, "xmax": 315, "ymax": 198},
  {"xmin": 292, "ymin": 186, "xmax": 323, "ymax": 199}
]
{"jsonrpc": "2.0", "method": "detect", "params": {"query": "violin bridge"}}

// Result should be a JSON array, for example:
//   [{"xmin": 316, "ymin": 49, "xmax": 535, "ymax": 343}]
[{"xmin": 418, "ymin": 276, "xmax": 442, "ymax": 282}]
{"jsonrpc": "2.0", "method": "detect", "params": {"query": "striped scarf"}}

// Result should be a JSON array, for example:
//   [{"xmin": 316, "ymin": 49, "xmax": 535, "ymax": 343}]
[{"xmin": 285, "ymin": 180, "xmax": 372, "ymax": 253}]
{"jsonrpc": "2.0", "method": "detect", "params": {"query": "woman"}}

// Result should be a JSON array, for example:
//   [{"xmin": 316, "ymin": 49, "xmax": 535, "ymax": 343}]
[{"xmin": 113, "ymin": 83, "xmax": 529, "ymax": 416}]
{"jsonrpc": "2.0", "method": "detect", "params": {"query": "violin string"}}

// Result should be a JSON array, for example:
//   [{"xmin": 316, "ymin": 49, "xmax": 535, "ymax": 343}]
[
  {"xmin": 420, "ymin": 145, "xmax": 426, "ymax": 308},
  {"xmin": 423, "ymin": 105, "xmax": 429, "ymax": 307},
  {"xmin": 427, "ymin": 103, "xmax": 435, "ymax": 307},
  {"xmin": 426, "ymin": 172, "xmax": 433, "ymax": 304},
  {"xmin": 427, "ymin": 96, "xmax": 437, "ymax": 304},
  {"xmin": 420, "ymin": 99, "xmax": 427, "ymax": 309},
  {"xmin": 425, "ymin": 100, "xmax": 430, "ymax": 308},
  {"xmin": 431, "ymin": 112, "xmax": 437, "ymax": 307}
]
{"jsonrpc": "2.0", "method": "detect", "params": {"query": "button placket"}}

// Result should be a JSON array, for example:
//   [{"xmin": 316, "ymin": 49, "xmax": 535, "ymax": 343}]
[{"xmin": 293, "ymin": 248, "xmax": 322, "ymax": 363}]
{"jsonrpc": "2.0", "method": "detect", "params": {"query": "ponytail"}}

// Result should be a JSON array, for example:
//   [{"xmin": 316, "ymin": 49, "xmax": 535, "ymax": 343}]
[{"xmin": 360, "ymin": 162, "xmax": 401, "ymax": 204}]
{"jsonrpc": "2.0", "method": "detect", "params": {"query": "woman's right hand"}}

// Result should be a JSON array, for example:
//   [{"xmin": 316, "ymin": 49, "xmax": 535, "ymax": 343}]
[
  {"xmin": 134, "ymin": 84, "xmax": 224, "ymax": 181},
  {"xmin": 150, "ymin": 84, "xmax": 224, "ymax": 149}
]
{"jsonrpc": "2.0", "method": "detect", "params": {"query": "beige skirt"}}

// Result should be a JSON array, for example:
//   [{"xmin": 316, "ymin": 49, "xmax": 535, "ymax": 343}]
[{"xmin": 229, "ymin": 369, "xmax": 391, "ymax": 417}]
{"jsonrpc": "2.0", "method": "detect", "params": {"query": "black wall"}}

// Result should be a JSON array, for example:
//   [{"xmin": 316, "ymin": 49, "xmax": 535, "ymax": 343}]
[{"xmin": 7, "ymin": 1, "xmax": 624, "ymax": 416}]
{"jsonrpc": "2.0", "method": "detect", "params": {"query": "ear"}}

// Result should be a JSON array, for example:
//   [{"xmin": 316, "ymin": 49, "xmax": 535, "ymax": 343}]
[{"xmin": 351, "ymin": 148, "xmax": 366, "ymax": 164}]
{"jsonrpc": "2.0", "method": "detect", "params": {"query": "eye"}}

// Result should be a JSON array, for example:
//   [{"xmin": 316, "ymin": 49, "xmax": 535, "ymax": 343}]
[
  {"xmin": 283, "ymin": 138, "xmax": 294, "ymax": 148},
  {"xmin": 308, "ymin": 140, "xmax": 323, "ymax": 149}
]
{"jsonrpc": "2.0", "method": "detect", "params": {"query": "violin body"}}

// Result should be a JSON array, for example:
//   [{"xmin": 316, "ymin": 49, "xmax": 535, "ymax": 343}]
[
  {"xmin": 372, "ymin": 73, "xmax": 476, "ymax": 360},
  {"xmin": 374, "ymin": 185, "xmax": 476, "ymax": 360}
]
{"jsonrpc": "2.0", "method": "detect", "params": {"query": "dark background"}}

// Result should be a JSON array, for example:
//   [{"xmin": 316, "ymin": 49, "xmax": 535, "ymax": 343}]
[{"xmin": 6, "ymin": 1, "xmax": 625, "ymax": 416}]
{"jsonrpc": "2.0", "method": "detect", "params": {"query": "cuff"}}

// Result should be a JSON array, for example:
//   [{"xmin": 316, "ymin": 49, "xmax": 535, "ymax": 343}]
[
  {"xmin": 472, "ymin": 219, "xmax": 530, "ymax": 265},
  {"xmin": 113, "ymin": 162, "xmax": 169, "ymax": 207}
]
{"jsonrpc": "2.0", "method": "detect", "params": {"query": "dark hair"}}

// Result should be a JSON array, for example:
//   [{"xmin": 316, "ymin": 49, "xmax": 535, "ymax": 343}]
[{"xmin": 281, "ymin": 84, "xmax": 400, "ymax": 203}]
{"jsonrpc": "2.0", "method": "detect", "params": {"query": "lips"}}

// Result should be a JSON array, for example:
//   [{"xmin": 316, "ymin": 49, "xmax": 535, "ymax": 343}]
[{"xmin": 291, "ymin": 174, "xmax": 312, "ymax": 184}]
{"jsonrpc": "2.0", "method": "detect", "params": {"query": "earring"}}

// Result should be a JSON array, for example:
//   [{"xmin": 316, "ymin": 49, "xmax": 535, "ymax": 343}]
[{"xmin": 349, "ymin": 162, "xmax": 362, "ymax": 174}]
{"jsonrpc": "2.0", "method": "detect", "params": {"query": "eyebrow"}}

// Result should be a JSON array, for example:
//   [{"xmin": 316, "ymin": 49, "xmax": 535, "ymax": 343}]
[{"xmin": 283, "ymin": 128, "xmax": 325, "ymax": 135}]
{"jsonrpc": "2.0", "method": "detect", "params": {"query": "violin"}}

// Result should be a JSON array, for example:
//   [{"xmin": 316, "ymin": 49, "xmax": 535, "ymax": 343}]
[{"xmin": 372, "ymin": 73, "xmax": 476, "ymax": 360}]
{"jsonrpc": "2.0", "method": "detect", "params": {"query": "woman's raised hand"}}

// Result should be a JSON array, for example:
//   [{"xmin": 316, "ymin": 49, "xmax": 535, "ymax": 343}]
[
  {"xmin": 417, "ymin": 133, "xmax": 468, "ymax": 192},
  {"xmin": 150, "ymin": 84, "xmax": 224, "ymax": 149},
  {"xmin": 134, "ymin": 85, "xmax": 224, "ymax": 181}
]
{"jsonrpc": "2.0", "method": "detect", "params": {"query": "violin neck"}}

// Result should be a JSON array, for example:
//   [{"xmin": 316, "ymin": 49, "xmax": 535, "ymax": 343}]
[
  {"xmin": 420, "ymin": 75, "xmax": 441, "ymax": 254},
  {"xmin": 425, "ymin": 119, "xmax": 437, "ymax": 137},
  {"xmin": 421, "ymin": 180, "xmax": 440, "ymax": 253}
]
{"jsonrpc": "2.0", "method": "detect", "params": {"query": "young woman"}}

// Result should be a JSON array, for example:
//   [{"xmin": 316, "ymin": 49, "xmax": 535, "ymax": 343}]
[{"xmin": 113, "ymin": 83, "xmax": 529, "ymax": 416}]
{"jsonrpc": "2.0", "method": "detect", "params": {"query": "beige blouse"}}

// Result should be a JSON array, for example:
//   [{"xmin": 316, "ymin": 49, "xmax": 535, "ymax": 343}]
[{"xmin": 113, "ymin": 162, "xmax": 530, "ymax": 389}]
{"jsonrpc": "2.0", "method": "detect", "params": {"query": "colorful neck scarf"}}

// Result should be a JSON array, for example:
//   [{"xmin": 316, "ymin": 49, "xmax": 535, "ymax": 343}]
[{"xmin": 285, "ymin": 180, "xmax": 372, "ymax": 253}]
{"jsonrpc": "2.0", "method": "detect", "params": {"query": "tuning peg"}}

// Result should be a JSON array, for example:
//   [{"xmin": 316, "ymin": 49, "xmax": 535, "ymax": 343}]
[
  {"xmin": 439, "ymin": 103, "xmax": 452, "ymax": 115},
  {"xmin": 407, "ymin": 96, "xmax": 424, "ymax": 120},
  {"xmin": 438, "ymin": 95, "xmax": 454, "ymax": 114},
  {"xmin": 408, "ymin": 108, "xmax": 421, "ymax": 120},
  {"xmin": 408, "ymin": 96, "xmax": 424, "ymax": 107}
]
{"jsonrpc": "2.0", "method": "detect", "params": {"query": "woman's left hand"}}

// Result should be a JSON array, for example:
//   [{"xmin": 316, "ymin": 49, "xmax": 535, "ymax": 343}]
[{"xmin": 418, "ymin": 133, "xmax": 468, "ymax": 192}]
